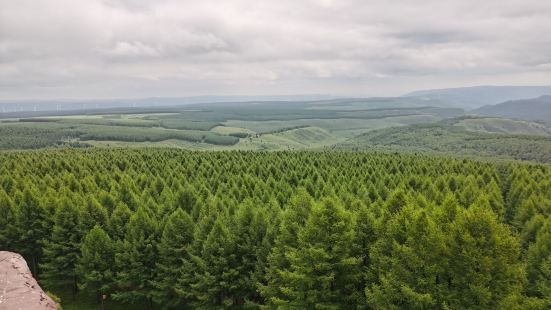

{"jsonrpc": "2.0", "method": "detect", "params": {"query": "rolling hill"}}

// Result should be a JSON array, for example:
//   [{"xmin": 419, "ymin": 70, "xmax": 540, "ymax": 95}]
[
  {"xmin": 454, "ymin": 117, "xmax": 551, "ymax": 136},
  {"xmin": 337, "ymin": 118, "xmax": 551, "ymax": 163},
  {"xmin": 473, "ymin": 95, "xmax": 551, "ymax": 122},
  {"xmin": 404, "ymin": 85, "xmax": 551, "ymax": 109}
]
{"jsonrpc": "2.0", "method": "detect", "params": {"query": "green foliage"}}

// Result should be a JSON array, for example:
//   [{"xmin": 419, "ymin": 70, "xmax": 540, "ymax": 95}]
[
  {"xmin": 447, "ymin": 202, "xmax": 525, "ymax": 309},
  {"xmin": 0, "ymin": 100, "xmax": 465, "ymax": 150},
  {"xmin": 275, "ymin": 198, "xmax": 361, "ymax": 309},
  {"xmin": 41, "ymin": 200, "xmax": 83, "ymax": 295},
  {"xmin": 159, "ymin": 119, "xmax": 220, "ymax": 131},
  {"xmin": 77, "ymin": 226, "xmax": 115, "ymax": 300},
  {"xmin": 113, "ymin": 206, "xmax": 159, "ymax": 305},
  {"xmin": 339, "ymin": 122, "xmax": 551, "ymax": 163},
  {"xmin": 367, "ymin": 204, "xmax": 447, "ymax": 309},
  {"xmin": 0, "ymin": 189, "xmax": 17, "ymax": 251},
  {"xmin": 0, "ymin": 123, "xmax": 80, "ymax": 149},
  {"xmin": 0, "ymin": 149, "xmax": 549, "ymax": 308},
  {"xmin": 79, "ymin": 198, "xmax": 109, "ymax": 233},
  {"xmin": 527, "ymin": 215, "xmax": 551, "ymax": 303},
  {"xmin": 189, "ymin": 218, "xmax": 239, "ymax": 308},
  {"xmin": 260, "ymin": 189, "xmax": 313, "ymax": 305},
  {"xmin": 46, "ymin": 291, "xmax": 63, "ymax": 309},
  {"xmin": 78, "ymin": 125, "xmax": 239, "ymax": 145},
  {"xmin": 109, "ymin": 203, "xmax": 132, "ymax": 241},
  {"xmin": 230, "ymin": 201, "xmax": 270, "ymax": 306},
  {"xmin": 14, "ymin": 187, "xmax": 49, "ymax": 276},
  {"xmin": 152, "ymin": 208, "xmax": 194, "ymax": 308}
]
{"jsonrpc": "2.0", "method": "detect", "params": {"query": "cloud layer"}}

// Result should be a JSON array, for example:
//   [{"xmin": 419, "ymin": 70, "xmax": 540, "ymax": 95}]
[{"xmin": 1, "ymin": 0, "xmax": 551, "ymax": 99}]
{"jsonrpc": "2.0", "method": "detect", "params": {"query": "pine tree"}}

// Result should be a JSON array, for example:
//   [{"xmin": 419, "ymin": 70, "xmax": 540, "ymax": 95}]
[
  {"xmin": 14, "ymin": 187, "xmax": 48, "ymax": 276},
  {"xmin": 77, "ymin": 225, "xmax": 115, "ymax": 302},
  {"xmin": 486, "ymin": 179, "xmax": 506, "ymax": 219},
  {"xmin": 113, "ymin": 206, "xmax": 160, "ymax": 307},
  {"xmin": 0, "ymin": 189, "xmax": 17, "ymax": 251},
  {"xmin": 152, "ymin": 208, "xmax": 194, "ymax": 308},
  {"xmin": 40, "ymin": 199, "xmax": 82, "ymax": 297},
  {"xmin": 174, "ymin": 184, "xmax": 198, "ymax": 214},
  {"xmin": 190, "ymin": 218, "xmax": 239, "ymax": 308},
  {"xmin": 79, "ymin": 197, "xmax": 109, "ymax": 233},
  {"xmin": 260, "ymin": 189, "xmax": 313, "ymax": 305},
  {"xmin": 384, "ymin": 186, "xmax": 408, "ymax": 214},
  {"xmin": 352, "ymin": 206, "xmax": 378, "ymax": 305},
  {"xmin": 276, "ymin": 198, "xmax": 361, "ymax": 308},
  {"xmin": 118, "ymin": 178, "xmax": 140, "ymax": 211},
  {"xmin": 174, "ymin": 197, "xmax": 222, "ymax": 305},
  {"xmin": 109, "ymin": 202, "xmax": 132, "ymax": 241},
  {"xmin": 230, "ymin": 201, "xmax": 269, "ymax": 306},
  {"xmin": 367, "ymin": 203, "xmax": 447, "ymax": 309},
  {"xmin": 447, "ymin": 202, "xmax": 525, "ymax": 309},
  {"xmin": 527, "ymin": 215, "xmax": 551, "ymax": 301},
  {"xmin": 521, "ymin": 214, "xmax": 546, "ymax": 249}
]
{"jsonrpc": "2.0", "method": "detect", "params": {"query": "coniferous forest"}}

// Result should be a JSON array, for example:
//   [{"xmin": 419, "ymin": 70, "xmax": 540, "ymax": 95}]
[{"xmin": 1, "ymin": 148, "xmax": 550, "ymax": 309}]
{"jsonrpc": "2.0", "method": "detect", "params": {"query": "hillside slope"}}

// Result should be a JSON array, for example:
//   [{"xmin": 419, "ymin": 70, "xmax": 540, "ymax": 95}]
[
  {"xmin": 337, "ymin": 122, "xmax": 551, "ymax": 163},
  {"xmin": 404, "ymin": 85, "xmax": 551, "ymax": 109},
  {"xmin": 455, "ymin": 117, "xmax": 551, "ymax": 136},
  {"xmin": 473, "ymin": 95, "xmax": 551, "ymax": 122}
]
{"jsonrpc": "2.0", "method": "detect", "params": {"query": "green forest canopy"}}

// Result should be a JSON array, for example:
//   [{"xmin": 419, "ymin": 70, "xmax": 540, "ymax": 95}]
[{"xmin": 1, "ymin": 149, "xmax": 551, "ymax": 309}]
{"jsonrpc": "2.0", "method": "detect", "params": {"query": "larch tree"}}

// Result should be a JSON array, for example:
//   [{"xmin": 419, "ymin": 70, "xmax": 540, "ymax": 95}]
[
  {"xmin": 527, "ymin": 215, "xmax": 551, "ymax": 302},
  {"xmin": 352, "ymin": 205, "xmax": 378, "ymax": 306},
  {"xmin": 152, "ymin": 208, "xmax": 194, "ymax": 308},
  {"xmin": 229, "ymin": 201, "xmax": 269, "ymax": 306},
  {"xmin": 367, "ymin": 203, "xmax": 447, "ymax": 309},
  {"xmin": 113, "ymin": 206, "xmax": 160, "ymax": 307},
  {"xmin": 276, "ymin": 198, "xmax": 361, "ymax": 309},
  {"xmin": 77, "ymin": 225, "xmax": 115, "ymax": 302},
  {"xmin": 447, "ymin": 201, "xmax": 525, "ymax": 309},
  {"xmin": 260, "ymin": 189, "xmax": 313, "ymax": 306},
  {"xmin": 79, "ymin": 197, "xmax": 109, "ymax": 233},
  {"xmin": 14, "ymin": 187, "xmax": 48, "ymax": 276},
  {"xmin": 189, "ymin": 218, "xmax": 239, "ymax": 308},
  {"xmin": 0, "ymin": 189, "xmax": 16, "ymax": 251},
  {"xmin": 40, "ymin": 199, "xmax": 83, "ymax": 298},
  {"xmin": 109, "ymin": 202, "xmax": 132, "ymax": 241}
]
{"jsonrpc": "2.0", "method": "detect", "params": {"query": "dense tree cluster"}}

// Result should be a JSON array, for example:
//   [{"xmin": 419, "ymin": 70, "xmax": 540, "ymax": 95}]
[
  {"xmin": 339, "ymin": 123, "xmax": 551, "ymax": 163},
  {"xmin": 1, "ymin": 149, "xmax": 550, "ymax": 309}
]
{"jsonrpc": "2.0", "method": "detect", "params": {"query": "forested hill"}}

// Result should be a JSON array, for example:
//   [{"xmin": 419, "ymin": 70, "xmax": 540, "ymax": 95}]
[
  {"xmin": 1, "ymin": 149, "xmax": 550, "ymax": 308},
  {"xmin": 474, "ymin": 95, "xmax": 551, "ymax": 122},
  {"xmin": 338, "ymin": 122, "xmax": 551, "ymax": 163}
]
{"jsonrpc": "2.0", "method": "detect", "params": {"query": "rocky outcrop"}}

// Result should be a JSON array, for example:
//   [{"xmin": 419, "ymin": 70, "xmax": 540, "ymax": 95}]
[{"xmin": 0, "ymin": 251, "xmax": 57, "ymax": 310}]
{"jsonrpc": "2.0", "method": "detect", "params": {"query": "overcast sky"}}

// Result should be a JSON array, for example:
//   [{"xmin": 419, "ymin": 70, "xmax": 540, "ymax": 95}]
[{"xmin": 1, "ymin": 0, "xmax": 551, "ymax": 100}]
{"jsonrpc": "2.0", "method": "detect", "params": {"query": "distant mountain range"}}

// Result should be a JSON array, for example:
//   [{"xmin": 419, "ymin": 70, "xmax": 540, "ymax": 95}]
[
  {"xmin": 473, "ymin": 95, "xmax": 551, "ymax": 122},
  {"xmin": 404, "ymin": 85, "xmax": 551, "ymax": 109},
  {"xmin": 3, "ymin": 85, "xmax": 551, "ymax": 115}
]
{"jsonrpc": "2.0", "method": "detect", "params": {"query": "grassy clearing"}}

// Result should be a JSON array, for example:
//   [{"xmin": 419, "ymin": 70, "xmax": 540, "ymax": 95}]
[
  {"xmin": 233, "ymin": 126, "xmax": 343, "ymax": 150},
  {"xmin": 210, "ymin": 125, "xmax": 254, "ymax": 135},
  {"xmin": 225, "ymin": 115, "xmax": 441, "ymax": 138},
  {"xmin": 159, "ymin": 119, "xmax": 220, "ymax": 130}
]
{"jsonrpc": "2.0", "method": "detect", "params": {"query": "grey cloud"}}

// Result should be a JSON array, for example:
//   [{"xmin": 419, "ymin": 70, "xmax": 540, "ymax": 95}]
[{"xmin": 0, "ymin": 0, "xmax": 550, "ymax": 100}]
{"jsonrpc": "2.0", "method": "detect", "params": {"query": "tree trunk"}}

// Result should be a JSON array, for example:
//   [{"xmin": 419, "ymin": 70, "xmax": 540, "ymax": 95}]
[
  {"xmin": 31, "ymin": 256, "xmax": 37, "ymax": 278},
  {"xmin": 72, "ymin": 276, "xmax": 78, "ymax": 300}
]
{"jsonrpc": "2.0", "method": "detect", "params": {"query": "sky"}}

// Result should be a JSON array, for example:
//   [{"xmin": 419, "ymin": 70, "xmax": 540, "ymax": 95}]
[{"xmin": 1, "ymin": 0, "xmax": 551, "ymax": 100}]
